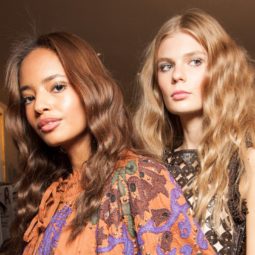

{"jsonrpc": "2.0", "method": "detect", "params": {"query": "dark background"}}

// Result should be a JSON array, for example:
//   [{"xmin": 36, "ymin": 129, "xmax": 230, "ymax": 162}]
[
  {"xmin": 0, "ymin": 0, "xmax": 254, "ymax": 182},
  {"xmin": 0, "ymin": 0, "xmax": 254, "ymax": 105}
]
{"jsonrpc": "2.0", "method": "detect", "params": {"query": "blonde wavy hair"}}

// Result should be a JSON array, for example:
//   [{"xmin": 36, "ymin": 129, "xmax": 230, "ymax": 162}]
[{"xmin": 134, "ymin": 9, "xmax": 255, "ymax": 231}]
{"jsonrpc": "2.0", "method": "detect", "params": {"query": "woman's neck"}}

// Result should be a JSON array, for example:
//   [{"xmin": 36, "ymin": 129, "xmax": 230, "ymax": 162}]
[
  {"xmin": 63, "ymin": 133, "xmax": 92, "ymax": 171},
  {"xmin": 179, "ymin": 114, "xmax": 203, "ymax": 150}
]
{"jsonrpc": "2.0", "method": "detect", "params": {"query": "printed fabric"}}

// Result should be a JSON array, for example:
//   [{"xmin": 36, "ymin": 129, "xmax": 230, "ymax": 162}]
[{"xmin": 22, "ymin": 151, "xmax": 216, "ymax": 254}]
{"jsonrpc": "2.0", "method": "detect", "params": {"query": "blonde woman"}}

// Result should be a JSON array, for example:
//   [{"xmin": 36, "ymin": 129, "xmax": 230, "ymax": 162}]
[{"xmin": 134, "ymin": 9, "xmax": 255, "ymax": 255}]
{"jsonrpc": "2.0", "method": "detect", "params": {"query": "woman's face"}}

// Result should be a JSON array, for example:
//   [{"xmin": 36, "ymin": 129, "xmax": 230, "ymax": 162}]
[
  {"xmin": 19, "ymin": 48, "xmax": 88, "ymax": 148},
  {"xmin": 156, "ymin": 32, "xmax": 208, "ymax": 117}
]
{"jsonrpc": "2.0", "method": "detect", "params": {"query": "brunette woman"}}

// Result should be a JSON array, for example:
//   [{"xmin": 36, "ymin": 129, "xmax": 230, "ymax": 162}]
[{"xmin": 4, "ymin": 32, "xmax": 215, "ymax": 255}]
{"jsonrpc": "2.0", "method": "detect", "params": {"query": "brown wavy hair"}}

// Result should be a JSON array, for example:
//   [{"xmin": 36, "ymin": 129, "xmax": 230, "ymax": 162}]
[
  {"xmin": 5, "ymin": 32, "xmax": 141, "ymax": 254},
  {"xmin": 134, "ymin": 9, "xmax": 255, "ymax": 232}
]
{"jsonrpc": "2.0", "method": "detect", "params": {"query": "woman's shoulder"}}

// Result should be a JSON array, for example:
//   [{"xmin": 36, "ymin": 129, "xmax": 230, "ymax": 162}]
[
  {"xmin": 112, "ymin": 150, "xmax": 172, "ymax": 191},
  {"xmin": 115, "ymin": 150, "xmax": 167, "ymax": 175},
  {"xmin": 246, "ymin": 147, "xmax": 255, "ymax": 168},
  {"xmin": 242, "ymin": 147, "xmax": 255, "ymax": 185},
  {"xmin": 109, "ymin": 150, "xmax": 178, "ymax": 208},
  {"xmin": 98, "ymin": 150, "xmax": 215, "ymax": 254}
]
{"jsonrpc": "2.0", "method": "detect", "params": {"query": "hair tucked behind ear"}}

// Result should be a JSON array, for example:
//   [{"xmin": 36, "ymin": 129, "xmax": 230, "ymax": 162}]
[
  {"xmin": 5, "ymin": 32, "xmax": 143, "ymax": 254},
  {"xmin": 134, "ymin": 9, "xmax": 255, "ymax": 233}
]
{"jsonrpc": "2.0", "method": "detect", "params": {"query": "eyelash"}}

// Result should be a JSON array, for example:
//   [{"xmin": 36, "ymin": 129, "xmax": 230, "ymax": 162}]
[
  {"xmin": 52, "ymin": 83, "xmax": 66, "ymax": 92},
  {"xmin": 158, "ymin": 63, "xmax": 173, "ymax": 72},
  {"xmin": 189, "ymin": 58, "xmax": 203, "ymax": 66},
  {"xmin": 22, "ymin": 95, "xmax": 35, "ymax": 105},
  {"xmin": 21, "ymin": 83, "xmax": 67, "ymax": 105},
  {"xmin": 158, "ymin": 58, "xmax": 204, "ymax": 72}
]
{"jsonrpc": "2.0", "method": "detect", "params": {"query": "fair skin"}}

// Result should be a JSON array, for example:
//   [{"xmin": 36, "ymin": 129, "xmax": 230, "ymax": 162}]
[
  {"xmin": 157, "ymin": 32, "xmax": 255, "ymax": 254},
  {"xmin": 19, "ymin": 48, "xmax": 91, "ymax": 170},
  {"xmin": 245, "ymin": 148, "xmax": 255, "ymax": 254},
  {"xmin": 157, "ymin": 32, "xmax": 207, "ymax": 149}
]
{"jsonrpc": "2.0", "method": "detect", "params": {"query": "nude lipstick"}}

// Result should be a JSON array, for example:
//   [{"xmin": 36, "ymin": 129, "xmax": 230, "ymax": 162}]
[
  {"xmin": 38, "ymin": 118, "xmax": 61, "ymax": 132},
  {"xmin": 171, "ymin": 90, "xmax": 191, "ymax": 100}
]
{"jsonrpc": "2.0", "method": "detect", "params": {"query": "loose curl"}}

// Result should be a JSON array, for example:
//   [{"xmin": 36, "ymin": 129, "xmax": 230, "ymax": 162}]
[
  {"xmin": 5, "ymin": 32, "xmax": 141, "ymax": 254},
  {"xmin": 134, "ymin": 9, "xmax": 255, "ymax": 232}
]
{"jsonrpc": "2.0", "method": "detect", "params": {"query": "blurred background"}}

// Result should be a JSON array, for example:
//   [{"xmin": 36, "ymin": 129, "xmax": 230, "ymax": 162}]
[{"xmin": 0, "ymin": 0, "xmax": 254, "ymax": 183}]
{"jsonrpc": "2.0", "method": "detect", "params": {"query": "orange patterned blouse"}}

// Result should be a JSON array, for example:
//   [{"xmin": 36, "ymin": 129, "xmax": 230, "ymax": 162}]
[{"xmin": 22, "ymin": 151, "xmax": 216, "ymax": 255}]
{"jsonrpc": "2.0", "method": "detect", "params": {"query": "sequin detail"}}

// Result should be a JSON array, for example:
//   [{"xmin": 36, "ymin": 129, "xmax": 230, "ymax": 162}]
[{"xmin": 165, "ymin": 149, "xmax": 246, "ymax": 254}]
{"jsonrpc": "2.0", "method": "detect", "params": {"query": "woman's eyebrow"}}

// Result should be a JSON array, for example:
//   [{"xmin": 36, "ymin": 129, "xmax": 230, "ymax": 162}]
[
  {"xmin": 157, "ymin": 51, "xmax": 207, "ymax": 63},
  {"xmin": 19, "ymin": 74, "xmax": 67, "ymax": 92}
]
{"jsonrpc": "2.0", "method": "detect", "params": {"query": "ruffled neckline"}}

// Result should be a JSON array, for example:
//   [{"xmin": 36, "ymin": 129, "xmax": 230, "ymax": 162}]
[{"xmin": 23, "ymin": 170, "xmax": 82, "ymax": 244}]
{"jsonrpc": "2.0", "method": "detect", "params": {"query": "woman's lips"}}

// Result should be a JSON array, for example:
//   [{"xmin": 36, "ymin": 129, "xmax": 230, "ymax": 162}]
[
  {"xmin": 171, "ymin": 90, "xmax": 191, "ymax": 100},
  {"xmin": 38, "ymin": 118, "xmax": 61, "ymax": 132}
]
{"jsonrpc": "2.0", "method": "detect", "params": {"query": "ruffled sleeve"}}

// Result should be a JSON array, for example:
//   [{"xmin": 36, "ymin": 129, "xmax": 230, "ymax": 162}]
[{"xmin": 97, "ymin": 152, "xmax": 216, "ymax": 254}]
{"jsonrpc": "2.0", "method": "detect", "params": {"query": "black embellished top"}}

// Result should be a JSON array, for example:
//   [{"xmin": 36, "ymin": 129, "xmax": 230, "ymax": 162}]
[{"xmin": 164, "ymin": 149, "xmax": 247, "ymax": 255}]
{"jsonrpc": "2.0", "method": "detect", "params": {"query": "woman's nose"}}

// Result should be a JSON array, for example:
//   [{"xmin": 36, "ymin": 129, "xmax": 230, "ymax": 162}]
[
  {"xmin": 34, "ymin": 92, "xmax": 51, "ymax": 114},
  {"xmin": 172, "ymin": 64, "xmax": 186, "ymax": 84}
]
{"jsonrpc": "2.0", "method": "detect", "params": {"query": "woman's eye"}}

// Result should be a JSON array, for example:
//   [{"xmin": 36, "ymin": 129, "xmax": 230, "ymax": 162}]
[
  {"xmin": 190, "ymin": 58, "xmax": 203, "ymax": 66},
  {"xmin": 158, "ymin": 63, "xmax": 173, "ymax": 72},
  {"xmin": 22, "ymin": 96, "xmax": 35, "ymax": 105},
  {"xmin": 52, "ymin": 84, "xmax": 66, "ymax": 93}
]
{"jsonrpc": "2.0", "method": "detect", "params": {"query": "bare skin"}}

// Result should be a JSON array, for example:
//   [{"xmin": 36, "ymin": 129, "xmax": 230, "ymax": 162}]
[{"xmin": 19, "ymin": 48, "xmax": 91, "ymax": 171}]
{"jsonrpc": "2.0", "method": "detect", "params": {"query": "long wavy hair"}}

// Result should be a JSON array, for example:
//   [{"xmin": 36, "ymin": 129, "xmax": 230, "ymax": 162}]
[
  {"xmin": 134, "ymin": 9, "xmax": 255, "ymax": 232},
  {"xmin": 5, "ymin": 32, "xmax": 141, "ymax": 254}
]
